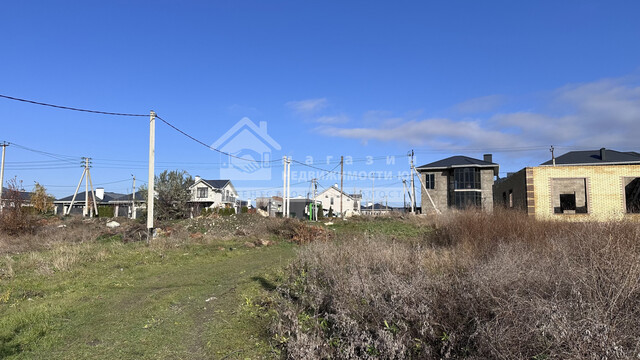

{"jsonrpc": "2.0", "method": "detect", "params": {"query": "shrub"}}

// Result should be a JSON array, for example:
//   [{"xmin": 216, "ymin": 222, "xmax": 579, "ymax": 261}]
[
  {"xmin": 241, "ymin": 206, "xmax": 249, "ymax": 213},
  {"xmin": 0, "ymin": 177, "xmax": 38, "ymax": 235},
  {"xmin": 97, "ymin": 206, "xmax": 114, "ymax": 218},
  {"xmin": 273, "ymin": 210, "xmax": 640, "ymax": 359}
]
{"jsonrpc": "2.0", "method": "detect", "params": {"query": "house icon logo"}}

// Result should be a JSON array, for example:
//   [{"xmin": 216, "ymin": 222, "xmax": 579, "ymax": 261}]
[{"xmin": 211, "ymin": 117, "xmax": 281, "ymax": 180}]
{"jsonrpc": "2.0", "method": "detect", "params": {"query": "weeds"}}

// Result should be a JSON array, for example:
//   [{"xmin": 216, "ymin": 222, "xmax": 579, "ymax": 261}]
[{"xmin": 273, "ymin": 210, "xmax": 640, "ymax": 359}]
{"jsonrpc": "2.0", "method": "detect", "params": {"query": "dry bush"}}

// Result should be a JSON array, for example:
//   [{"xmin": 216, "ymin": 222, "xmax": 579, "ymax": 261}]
[
  {"xmin": 273, "ymin": 211, "xmax": 640, "ymax": 359},
  {"xmin": 0, "ymin": 177, "xmax": 39, "ymax": 235}
]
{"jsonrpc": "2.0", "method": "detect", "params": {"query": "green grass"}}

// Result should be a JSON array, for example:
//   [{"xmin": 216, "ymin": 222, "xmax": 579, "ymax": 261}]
[{"xmin": 0, "ymin": 239, "xmax": 295, "ymax": 359}]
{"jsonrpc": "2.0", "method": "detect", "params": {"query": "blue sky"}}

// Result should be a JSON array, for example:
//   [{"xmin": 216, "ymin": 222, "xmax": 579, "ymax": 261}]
[{"xmin": 2, "ymin": 1, "xmax": 640, "ymax": 205}]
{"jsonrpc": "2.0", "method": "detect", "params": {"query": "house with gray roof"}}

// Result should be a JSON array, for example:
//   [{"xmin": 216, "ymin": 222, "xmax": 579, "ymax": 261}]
[
  {"xmin": 416, "ymin": 154, "xmax": 499, "ymax": 213},
  {"xmin": 189, "ymin": 176, "xmax": 238, "ymax": 213},
  {"xmin": 494, "ymin": 148, "xmax": 640, "ymax": 220}
]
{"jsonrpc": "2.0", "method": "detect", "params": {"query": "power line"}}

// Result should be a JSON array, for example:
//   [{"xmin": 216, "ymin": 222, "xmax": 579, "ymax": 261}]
[
  {"xmin": 0, "ymin": 94, "xmax": 148, "ymax": 117},
  {"xmin": 155, "ymin": 115, "xmax": 282, "ymax": 164}
]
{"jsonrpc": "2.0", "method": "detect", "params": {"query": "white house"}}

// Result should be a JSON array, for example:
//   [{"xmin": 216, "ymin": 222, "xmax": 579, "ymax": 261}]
[
  {"xmin": 189, "ymin": 177, "xmax": 239, "ymax": 212},
  {"xmin": 313, "ymin": 185, "xmax": 361, "ymax": 216}
]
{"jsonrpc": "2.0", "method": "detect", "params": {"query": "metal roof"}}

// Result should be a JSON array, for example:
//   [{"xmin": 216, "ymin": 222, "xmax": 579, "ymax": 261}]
[
  {"xmin": 541, "ymin": 148, "xmax": 640, "ymax": 166},
  {"xmin": 417, "ymin": 155, "xmax": 498, "ymax": 170}
]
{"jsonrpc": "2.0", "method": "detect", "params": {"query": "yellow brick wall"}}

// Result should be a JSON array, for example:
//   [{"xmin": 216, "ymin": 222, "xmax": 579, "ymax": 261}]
[{"xmin": 532, "ymin": 165, "xmax": 640, "ymax": 221}]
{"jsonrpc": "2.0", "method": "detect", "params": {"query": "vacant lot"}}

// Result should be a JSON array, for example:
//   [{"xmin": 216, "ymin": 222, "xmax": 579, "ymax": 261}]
[{"xmin": 274, "ymin": 211, "xmax": 640, "ymax": 359}]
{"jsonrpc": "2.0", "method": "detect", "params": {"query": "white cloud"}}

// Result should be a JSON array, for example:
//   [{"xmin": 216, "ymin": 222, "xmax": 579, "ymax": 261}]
[
  {"xmin": 286, "ymin": 98, "xmax": 328, "ymax": 114},
  {"xmin": 318, "ymin": 75, "xmax": 640, "ymax": 151}
]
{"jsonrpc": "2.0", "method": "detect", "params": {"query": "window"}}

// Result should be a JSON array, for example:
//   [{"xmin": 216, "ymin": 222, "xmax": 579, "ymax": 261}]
[
  {"xmin": 625, "ymin": 177, "xmax": 640, "ymax": 213},
  {"xmin": 330, "ymin": 197, "xmax": 334, "ymax": 205},
  {"xmin": 197, "ymin": 187, "xmax": 208, "ymax": 198},
  {"xmin": 552, "ymin": 178, "xmax": 588, "ymax": 214},
  {"xmin": 454, "ymin": 168, "xmax": 481, "ymax": 190},
  {"xmin": 425, "ymin": 173, "xmax": 435, "ymax": 189},
  {"xmin": 454, "ymin": 191, "xmax": 481, "ymax": 209}
]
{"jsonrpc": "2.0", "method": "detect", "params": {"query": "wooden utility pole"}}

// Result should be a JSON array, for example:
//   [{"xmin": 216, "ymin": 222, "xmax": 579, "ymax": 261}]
[
  {"xmin": 339, "ymin": 155, "xmax": 344, "ymax": 217},
  {"xmin": 147, "ymin": 110, "xmax": 156, "ymax": 241},
  {"xmin": 0, "ymin": 142, "xmax": 7, "ymax": 212}
]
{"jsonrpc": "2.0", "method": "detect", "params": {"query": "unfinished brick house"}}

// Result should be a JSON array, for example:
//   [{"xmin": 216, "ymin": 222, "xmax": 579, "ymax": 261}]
[
  {"xmin": 493, "ymin": 148, "xmax": 640, "ymax": 220},
  {"xmin": 416, "ymin": 154, "xmax": 499, "ymax": 213}
]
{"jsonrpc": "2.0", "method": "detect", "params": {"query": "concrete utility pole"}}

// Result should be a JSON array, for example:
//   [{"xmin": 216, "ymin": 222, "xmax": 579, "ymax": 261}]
[
  {"xmin": 312, "ymin": 178, "xmax": 317, "ymax": 221},
  {"xmin": 131, "ymin": 175, "xmax": 136, "ymax": 219},
  {"xmin": 282, "ymin": 156, "xmax": 287, "ymax": 217},
  {"xmin": 286, "ymin": 156, "xmax": 291, "ymax": 218},
  {"xmin": 340, "ymin": 155, "xmax": 344, "ymax": 217},
  {"xmin": 410, "ymin": 150, "xmax": 416, "ymax": 214},
  {"xmin": 0, "ymin": 142, "xmax": 7, "ymax": 212},
  {"xmin": 147, "ymin": 110, "xmax": 156, "ymax": 241},
  {"xmin": 67, "ymin": 157, "xmax": 98, "ymax": 216},
  {"xmin": 550, "ymin": 145, "xmax": 556, "ymax": 166},
  {"xmin": 371, "ymin": 177, "xmax": 375, "ymax": 215}
]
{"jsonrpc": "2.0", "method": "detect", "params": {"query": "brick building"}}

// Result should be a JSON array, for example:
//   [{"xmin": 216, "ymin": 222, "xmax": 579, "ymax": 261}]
[
  {"xmin": 416, "ymin": 154, "xmax": 499, "ymax": 213},
  {"xmin": 494, "ymin": 148, "xmax": 640, "ymax": 220}
]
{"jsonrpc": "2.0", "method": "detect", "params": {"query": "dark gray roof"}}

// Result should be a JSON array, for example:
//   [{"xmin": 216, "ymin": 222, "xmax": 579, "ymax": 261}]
[
  {"xmin": 541, "ymin": 148, "xmax": 640, "ymax": 166},
  {"xmin": 200, "ymin": 179, "xmax": 230, "ymax": 189},
  {"xmin": 112, "ymin": 190, "xmax": 146, "ymax": 202},
  {"xmin": 1, "ymin": 188, "xmax": 32, "ymax": 201},
  {"xmin": 55, "ymin": 191, "xmax": 125, "ymax": 203},
  {"xmin": 417, "ymin": 155, "xmax": 498, "ymax": 169},
  {"xmin": 361, "ymin": 203, "xmax": 394, "ymax": 210}
]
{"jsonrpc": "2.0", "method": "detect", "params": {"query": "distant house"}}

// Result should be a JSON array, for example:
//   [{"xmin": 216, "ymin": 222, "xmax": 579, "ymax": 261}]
[
  {"xmin": 494, "ymin": 148, "xmax": 640, "ymax": 220},
  {"xmin": 416, "ymin": 154, "xmax": 499, "ymax": 213},
  {"xmin": 0, "ymin": 187, "xmax": 33, "ymax": 209},
  {"xmin": 189, "ymin": 177, "xmax": 239, "ymax": 212},
  {"xmin": 54, "ymin": 188, "xmax": 126, "ymax": 216},
  {"xmin": 313, "ymin": 185, "xmax": 362, "ymax": 216},
  {"xmin": 109, "ymin": 190, "xmax": 146, "ymax": 218},
  {"xmin": 361, "ymin": 203, "xmax": 394, "ymax": 216}
]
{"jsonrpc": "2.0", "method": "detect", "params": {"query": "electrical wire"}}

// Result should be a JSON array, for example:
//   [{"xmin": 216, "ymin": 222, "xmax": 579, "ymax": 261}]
[{"xmin": 0, "ymin": 94, "xmax": 148, "ymax": 117}]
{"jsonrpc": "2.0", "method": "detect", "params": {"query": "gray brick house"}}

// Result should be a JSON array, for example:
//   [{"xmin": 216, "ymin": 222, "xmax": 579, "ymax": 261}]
[{"xmin": 416, "ymin": 154, "xmax": 499, "ymax": 213}]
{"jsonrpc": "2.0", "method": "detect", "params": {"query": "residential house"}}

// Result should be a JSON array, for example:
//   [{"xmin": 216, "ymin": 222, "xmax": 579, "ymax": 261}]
[
  {"xmin": 494, "ymin": 148, "xmax": 640, "ymax": 220},
  {"xmin": 109, "ymin": 190, "xmax": 146, "ymax": 218},
  {"xmin": 361, "ymin": 203, "xmax": 394, "ymax": 216},
  {"xmin": 54, "ymin": 188, "xmax": 125, "ymax": 216},
  {"xmin": 0, "ymin": 187, "xmax": 33, "ymax": 209},
  {"xmin": 313, "ymin": 185, "xmax": 362, "ymax": 216},
  {"xmin": 189, "ymin": 177, "xmax": 239, "ymax": 212},
  {"xmin": 416, "ymin": 154, "xmax": 499, "ymax": 213}
]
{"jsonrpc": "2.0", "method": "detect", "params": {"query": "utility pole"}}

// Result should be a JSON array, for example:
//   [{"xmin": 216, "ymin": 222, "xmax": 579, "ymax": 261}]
[
  {"xmin": 550, "ymin": 145, "xmax": 556, "ymax": 166},
  {"xmin": 312, "ymin": 178, "xmax": 317, "ymax": 221},
  {"xmin": 282, "ymin": 156, "xmax": 287, "ymax": 217},
  {"xmin": 402, "ymin": 179, "xmax": 407, "ymax": 213},
  {"xmin": 131, "ymin": 174, "xmax": 136, "ymax": 219},
  {"xmin": 410, "ymin": 150, "xmax": 416, "ymax": 214},
  {"xmin": 67, "ymin": 157, "xmax": 97, "ymax": 216},
  {"xmin": 0, "ymin": 142, "xmax": 7, "ymax": 213},
  {"xmin": 286, "ymin": 156, "xmax": 291, "ymax": 218},
  {"xmin": 371, "ymin": 177, "xmax": 375, "ymax": 216},
  {"xmin": 340, "ymin": 155, "xmax": 344, "ymax": 217},
  {"xmin": 147, "ymin": 110, "xmax": 156, "ymax": 242}
]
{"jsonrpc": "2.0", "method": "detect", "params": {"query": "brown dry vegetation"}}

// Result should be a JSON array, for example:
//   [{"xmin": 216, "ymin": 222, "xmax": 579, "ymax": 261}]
[{"xmin": 273, "ymin": 210, "xmax": 640, "ymax": 359}]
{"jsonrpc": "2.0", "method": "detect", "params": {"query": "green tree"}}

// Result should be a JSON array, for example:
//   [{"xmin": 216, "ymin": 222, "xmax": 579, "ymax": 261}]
[
  {"xmin": 141, "ymin": 170, "xmax": 193, "ymax": 220},
  {"xmin": 30, "ymin": 182, "xmax": 54, "ymax": 214},
  {"xmin": 327, "ymin": 206, "xmax": 334, "ymax": 218}
]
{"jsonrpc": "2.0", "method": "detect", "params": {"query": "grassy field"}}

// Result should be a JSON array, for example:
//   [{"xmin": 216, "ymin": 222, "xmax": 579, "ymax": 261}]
[{"xmin": 0, "ymin": 216, "xmax": 297, "ymax": 359}]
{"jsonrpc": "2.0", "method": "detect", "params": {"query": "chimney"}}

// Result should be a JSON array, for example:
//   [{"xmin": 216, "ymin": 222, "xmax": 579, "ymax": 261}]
[
  {"xmin": 483, "ymin": 154, "xmax": 493, "ymax": 163},
  {"xmin": 194, "ymin": 175, "xmax": 201, "ymax": 183},
  {"xmin": 95, "ymin": 187, "xmax": 104, "ymax": 200},
  {"xmin": 259, "ymin": 121, "xmax": 267, "ymax": 133},
  {"xmin": 600, "ymin": 148, "xmax": 606, "ymax": 161}
]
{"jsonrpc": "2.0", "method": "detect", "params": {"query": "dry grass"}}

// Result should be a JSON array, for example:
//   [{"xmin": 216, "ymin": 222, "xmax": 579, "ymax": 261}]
[{"xmin": 273, "ymin": 210, "xmax": 640, "ymax": 359}]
